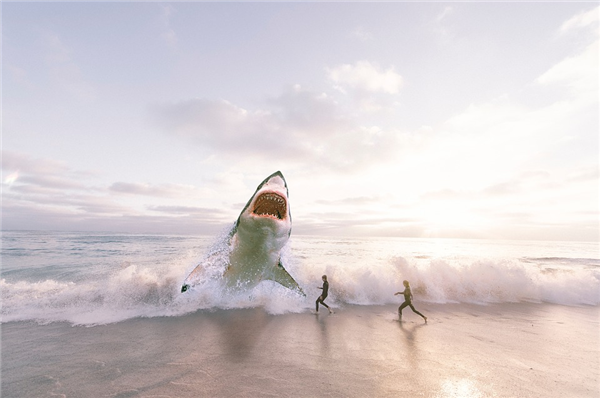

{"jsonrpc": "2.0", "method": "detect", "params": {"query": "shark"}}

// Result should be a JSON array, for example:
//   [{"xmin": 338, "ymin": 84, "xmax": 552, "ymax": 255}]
[{"xmin": 181, "ymin": 171, "xmax": 303, "ymax": 294}]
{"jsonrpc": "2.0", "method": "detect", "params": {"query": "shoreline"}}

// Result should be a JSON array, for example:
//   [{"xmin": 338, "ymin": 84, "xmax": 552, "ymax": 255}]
[{"xmin": 2, "ymin": 302, "xmax": 599, "ymax": 397}]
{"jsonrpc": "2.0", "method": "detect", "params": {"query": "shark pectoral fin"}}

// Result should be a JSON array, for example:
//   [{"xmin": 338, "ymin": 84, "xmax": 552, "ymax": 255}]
[
  {"xmin": 270, "ymin": 260, "xmax": 305, "ymax": 296},
  {"xmin": 181, "ymin": 260, "xmax": 213, "ymax": 293}
]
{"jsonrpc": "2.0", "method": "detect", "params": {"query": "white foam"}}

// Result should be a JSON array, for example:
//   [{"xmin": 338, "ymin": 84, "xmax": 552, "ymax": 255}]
[{"xmin": 1, "ymin": 234, "xmax": 598, "ymax": 326}]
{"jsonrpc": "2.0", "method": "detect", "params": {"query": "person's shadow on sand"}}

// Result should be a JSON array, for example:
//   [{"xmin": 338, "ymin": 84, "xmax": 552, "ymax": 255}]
[
  {"xmin": 314, "ymin": 312, "xmax": 331, "ymax": 355},
  {"xmin": 212, "ymin": 308, "xmax": 272, "ymax": 361},
  {"xmin": 398, "ymin": 321, "xmax": 426, "ymax": 342},
  {"xmin": 398, "ymin": 321, "xmax": 426, "ymax": 368}
]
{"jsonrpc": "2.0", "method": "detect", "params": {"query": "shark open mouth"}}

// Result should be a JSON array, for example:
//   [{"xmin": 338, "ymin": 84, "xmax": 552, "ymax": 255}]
[{"xmin": 252, "ymin": 192, "xmax": 287, "ymax": 220}]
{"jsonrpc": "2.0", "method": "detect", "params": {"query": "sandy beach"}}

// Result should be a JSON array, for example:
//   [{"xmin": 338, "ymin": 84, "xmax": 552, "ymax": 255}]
[{"xmin": 2, "ymin": 302, "xmax": 598, "ymax": 398}]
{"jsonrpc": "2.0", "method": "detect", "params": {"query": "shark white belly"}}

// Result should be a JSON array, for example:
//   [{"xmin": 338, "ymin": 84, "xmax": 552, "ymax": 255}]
[{"xmin": 181, "ymin": 171, "xmax": 303, "ymax": 294}]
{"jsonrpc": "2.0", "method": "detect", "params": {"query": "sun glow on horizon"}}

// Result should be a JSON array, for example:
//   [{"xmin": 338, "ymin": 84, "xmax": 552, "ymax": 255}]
[{"xmin": 418, "ymin": 201, "xmax": 490, "ymax": 239}]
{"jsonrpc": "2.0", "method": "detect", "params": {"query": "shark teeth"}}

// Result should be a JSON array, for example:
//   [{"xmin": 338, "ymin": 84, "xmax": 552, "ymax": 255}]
[{"xmin": 252, "ymin": 192, "xmax": 286, "ymax": 220}]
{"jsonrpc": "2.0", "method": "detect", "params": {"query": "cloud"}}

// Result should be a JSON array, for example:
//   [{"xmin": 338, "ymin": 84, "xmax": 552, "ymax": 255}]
[
  {"xmin": 159, "ymin": 4, "xmax": 178, "ymax": 48},
  {"xmin": 326, "ymin": 61, "xmax": 403, "ymax": 95},
  {"xmin": 148, "ymin": 205, "xmax": 226, "ymax": 217},
  {"xmin": 436, "ymin": 6, "xmax": 453, "ymax": 23},
  {"xmin": 567, "ymin": 166, "xmax": 599, "ymax": 182},
  {"xmin": 267, "ymin": 85, "xmax": 345, "ymax": 133},
  {"xmin": 1, "ymin": 202, "xmax": 228, "ymax": 235},
  {"xmin": 351, "ymin": 26, "xmax": 374, "ymax": 42},
  {"xmin": 427, "ymin": 22, "xmax": 597, "ymax": 191},
  {"xmin": 1, "ymin": 150, "xmax": 232, "ymax": 234},
  {"xmin": 3, "ymin": 151, "xmax": 69, "ymax": 176},
  {"xmin": 109, "ymin": 182, "xmax": 206, "ymax": 198},
  {"xmin": 293, "ymin": 208, "xmax": 419, "ymax": 237},
  {"xmin": 69, "ymin": 195, "xmax": 133, "ymax": 215},
  {"xmin": 151, "ymin": 98, "xmax": 286, "ymax": 153},
  {"xmin": 3, "ymin": 188, "xmax": 131, "ymax": 220},
  {"xmin": 432, "ymin": 6, "xmax": 455, "ymax": 41},
  {"xmin": 536, "ymin": 38, "xmax": 598, "ymax": 97},
  {"xmin": 19, "ymin": 174, "xmax": 89, "ymax": 191},
  {"xmin": 559, "ymin": 6, "xmax": 599, "ymax": 34},
  {"xmin": 481, "ymin": 171, "xmax": 552, "ymax": 197},
  {"xmin": 2, "ymin": 151, "xmax": 96, "ymax": 192},
  {"xmin": 540, "ymin": 7, "xmax": 599, "ymax": 102},
  {"xmin": 150, "ymin": 85, "xmax": 403, "ymax": 172},
  {"xmin": 315, "ymin": 196, "xmax": 384, "ymax": 206},
  {"xmin": 364, "ymin": 18, "xmax": 598, "ymax": 241},
  {"xmin": 420, "ymin": 189, "xmax": 469, "ymax": 201}
]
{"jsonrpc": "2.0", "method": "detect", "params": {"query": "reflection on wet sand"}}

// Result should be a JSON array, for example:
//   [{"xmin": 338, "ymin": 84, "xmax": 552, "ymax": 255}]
[
  {"xmin": 314, "ymin": 312, "xmax": 330, "ymax": 356},
  {"xmin": 2, "ymin": 303, "xmax": 596, "ymax": 397},
  {"xmin": 399, "ymin": 320, "xmax": 426, "ymax": 364},
  {"xmin": 212, "ymin": 308, "xmax": 272, "ymax": 361},
  {"xmin": 436, "ymin": 378, "xmax": 484, "ymax": 398},
  {"xmin": 396, "ymin": 320, "xmax": 427, "ymax": 392},
  {"xmin": 398, "ymin": 320, "xmax": 485, "ymax": 397}
]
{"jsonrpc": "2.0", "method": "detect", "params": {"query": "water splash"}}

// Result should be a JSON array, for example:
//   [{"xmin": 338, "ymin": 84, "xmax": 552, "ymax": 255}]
[{"xmin": 1, "ymin": 232, "xmax": 598, "ymax": 326}]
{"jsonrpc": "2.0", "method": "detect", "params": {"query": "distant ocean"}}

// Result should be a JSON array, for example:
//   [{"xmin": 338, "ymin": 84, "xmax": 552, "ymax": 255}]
[{"xmin": 2, "ymin": 229, "xmax": 599, "ymax": 326}]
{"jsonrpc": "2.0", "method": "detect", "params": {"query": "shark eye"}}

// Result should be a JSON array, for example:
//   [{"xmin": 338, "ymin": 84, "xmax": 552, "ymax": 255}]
[{"xmin": 253, "ymin": 192, "xmax": 286, "ymax": 220}]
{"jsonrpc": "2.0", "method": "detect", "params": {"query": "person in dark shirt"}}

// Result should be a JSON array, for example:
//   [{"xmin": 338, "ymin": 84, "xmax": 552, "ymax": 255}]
[
  {"xmin": 316, "ymin": 275, "xmax": 333, "ymax": 313},
  {"xmin": 395, "ymin": 280, "xmax": 427, "ymax": 322}
]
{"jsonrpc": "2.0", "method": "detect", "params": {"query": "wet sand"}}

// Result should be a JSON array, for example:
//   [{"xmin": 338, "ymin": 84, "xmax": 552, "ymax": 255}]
[{"xmin": 2, "ymin": 303, "xmax": 599, "ymax": 397}]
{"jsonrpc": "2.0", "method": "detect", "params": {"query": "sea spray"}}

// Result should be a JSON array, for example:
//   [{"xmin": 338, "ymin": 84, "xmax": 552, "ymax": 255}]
[{"xmin": 1, "ymin": 231, "xmax": 598, "ymax": 326}]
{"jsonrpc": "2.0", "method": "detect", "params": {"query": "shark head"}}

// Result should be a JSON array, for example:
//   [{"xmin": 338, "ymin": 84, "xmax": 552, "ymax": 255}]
[{"xmin": 233, "ymin": 171, "xmax": 292, "ymax": 242}]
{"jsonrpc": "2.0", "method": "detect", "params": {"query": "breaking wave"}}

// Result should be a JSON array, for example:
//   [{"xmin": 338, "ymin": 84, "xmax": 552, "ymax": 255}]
[{"xmin": 1, "ymin": 231, "xmax": 598, "ymax": 326}]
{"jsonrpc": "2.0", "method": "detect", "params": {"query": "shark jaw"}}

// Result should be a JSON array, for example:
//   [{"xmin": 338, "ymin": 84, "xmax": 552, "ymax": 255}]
[
  {"xmin": 252, "ymin": 191, "xmax": 287, "ymax": 220},
  {"xmin": 237, "ymin": 172, "xmax": 291, "ymax": 239},
  {"xmin": 181, "ymin": 171, "xmax": 302, "ymax": 295}
]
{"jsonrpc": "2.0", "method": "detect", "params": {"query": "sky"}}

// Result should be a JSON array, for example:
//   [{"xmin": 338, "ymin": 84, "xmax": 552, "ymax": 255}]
[{"xmin": 2, "ymin": 2, "xmax": 599, "ymax": 241}]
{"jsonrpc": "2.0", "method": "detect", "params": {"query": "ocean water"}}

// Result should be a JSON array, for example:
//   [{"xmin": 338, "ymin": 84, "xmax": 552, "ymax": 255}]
[{"xmin": 1, "ymin": 229, "xmax": 599, "ymax": 326}]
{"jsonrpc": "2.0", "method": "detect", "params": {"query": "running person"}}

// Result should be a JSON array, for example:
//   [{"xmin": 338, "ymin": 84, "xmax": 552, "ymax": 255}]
[
  {"xmin": 395, "ymin": 280, "xmax": 427, "ymax": 322},
  {"xmin": 316, "ymin": 275, "xmax": 333, "ymax": 313}
]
